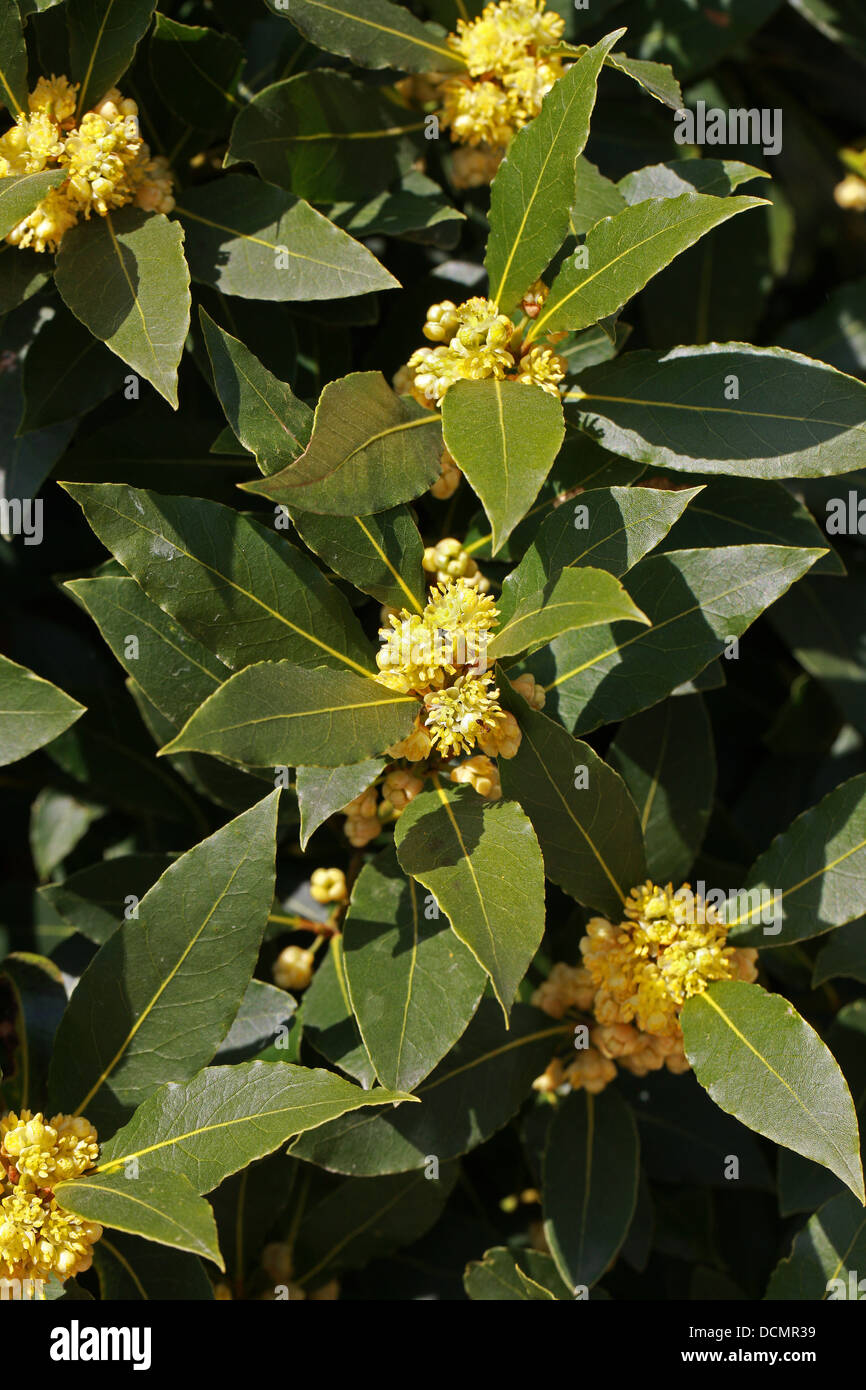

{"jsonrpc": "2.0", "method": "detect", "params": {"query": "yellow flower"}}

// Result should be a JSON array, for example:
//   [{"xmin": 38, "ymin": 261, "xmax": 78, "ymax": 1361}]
[
  {"xmin": 450, "ymin": 753, "xmax": 501, "ymax": 799},
  {"xmin": 441, "ymin": 0, "xmax": 566, "ymax": 150},
  {"xmin": 0, "ymin": 79, "xmax": 174, "ymax": 252},
  {"xmin": 404, "ymin": 297, "xmax": 516, "ymax": 406},
  {"xmin": 382, "ymin": 767, "xmax": 425, "ymax": 811},
  {"xmin": 580, "ymin": 881, "xmax": 740, "ymax": 1037},
  {"xmin": 423, "ymin": 673, "xmax": 505, "ymax": 757},
  {"xmin": 1, "ymin": 1110, "xmax": 99, "ymax": 1186},
  {"xmin": 514, "ymin": 345, "xmax": 567, "ymax": 396},
  {"xmin": 423, "ymin": 538, "xmax": 490, "ymax": 592}
]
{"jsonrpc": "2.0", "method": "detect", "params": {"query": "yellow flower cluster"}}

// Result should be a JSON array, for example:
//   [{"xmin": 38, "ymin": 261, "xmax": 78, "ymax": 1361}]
[
  {"xmin": 403, "ymin": 297, "xmax": 566, "ymax": 408},
  {"xmin": 0, "ymin": 1109, "xmax": 101, "ymax": 1286},
  {"xmin": 0, "ymin": 77, "xmax": 174, "ymax": 253},
  {"xmin": 532, "ymin": 881, "xmax": 759, "ymax": 1096},
  {"xmin": 440, "ymin": 0, "xmax": 566, "ymax": 150},
  {"xmin": 310, "ymin": 867, "xmax": 347, "ymax": 905},
  {"xmin": 375, "ymin": 577, "xmax": 521, "ymax": 762}
]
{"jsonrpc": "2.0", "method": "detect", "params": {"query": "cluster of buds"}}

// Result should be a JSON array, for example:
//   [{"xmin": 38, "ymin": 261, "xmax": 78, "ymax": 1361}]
[
  {"xmin": 0, "ymin": 77, "xmax": 174, "ymax": 253},
  {"xmin": 423, "ymin": 537, "xmax": 490, "ymax": 592},
  {"xmin": 375, "ymin": 577, "xmax": 521, "ymax": 762},
  {"xmin": 439, "ymin": 0, "xmax": 566, "ymax": 152},
  {"xmin": 0, "ymin": 1109, "xmax": 102, "ymax": 1286},
  {"xmin": 430, "ymin": 448, "xmax": 462, "ymax": 500},
  {"xmin": 401, "ymin": 296, "xmax": 566, "ymax": 408},
  {"xmin": 532, "ymin": 881, "xmax": 759, "ymax": 1097}
]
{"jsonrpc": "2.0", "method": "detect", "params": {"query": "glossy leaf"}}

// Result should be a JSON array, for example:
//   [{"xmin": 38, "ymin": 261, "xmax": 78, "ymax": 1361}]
[
  {"xmin": 498, "ymin": 688, "xmax": 646, "ymax": 918},
  {"xmin": 163, "ymin": 662, "xmax": 418, "ymax": 770},
  {"xmin": 61, "ymin": 482, "xmax": 373, "ymax": 675},
  {"xmin": 725, "ymin": 774, "xmax": 866, "ymax": 948},
  {"xmin": 68, "ymin": 0, "xmax": 157, "ymax": 119},
  {"xmin": 96, "ymin": 1061, "xmax": 413, "ymax": 1192},
  {"xmin": 343, "ymin": 844, "xmax": 486, "ymax": 1092},
  {"xmin": 178, "ymin": 176, "xmax": 397, "ymax": 302},
  {"xmin": 543, "ymin": 1089, "xmax": 640, "ymax": 1290},
  {"xmin": 486, "ymin": 31, "xmax": 623, "ymax": 313},
  {"xmin": 441, "ymin": 378, "xmax": 565, "ymax": 554},
  {"xmin": 529, "ymin": 194, "xmax": 764, "ymax": 340},
  {"xmin": 568, "ymin": 344, "xmax": 866, "ymax": 478},
  {"xmin": 526, "ymin": 545, "xmax": 823, "ymax": 735},
  {"xmin": 227, "ymin": 71, "xmax": 423, "ymax": 203},
  {"xmin": 267, "ymin": 0, "xmax": 463, "ymax": 74},
  {"xmin": 54, "ymin": 1169, "xmax": 223, "ymax": 1268},
  {"xmin": 94, "ymin": 1231, "xmax": 214, "ymax": 1300},
  {"xmin": 55, "ymin": 209, "xmax": 190, "ymax": 407},
  {"xmin": 38, "ymin": 853, "xmax": 173, "ymax": 944},
  {"xmin": 149, "ymin": 14, "xmax": 242, "ymax": 131},
  {"xmin": 290, "ymin": 1001, "xmax": 563, "ymax": 1175},
  {"xmin": 464, "ymin": 1247, "xmax": 566, "ymax": 1300},
  {"xmin": 608, "ymin": 695, "xmax": 715, "ymax": 883},
  {"xmin": 681, "ymin": 981, "xmax": 864, "ymax": 1201},
  {"xmin": 291, "ymin": 505, "xmax": 425, "ymax": 612},
  {"xmin": 48, "ymin": 792, "xmax": 280, "ymax": 1128},
  {"xmin": 488, "ymin": 565, "xmax": 649, "ymax": 659},
  {"xmin": 200, "ymin": 310, "xmax": 312, "ymax": 473},
  {"xmin": 766, "ymin": 1191, "xmax": 866, "ymax": 1299},
  {"xmin": 0, "ymin": 654, "xmax": 85, "ymax": 766},
  {"xmin": 242, "ymin": 372, "xmax": 442, "ymax": 517},
  {"xmin": 0, "ymin": 953, "xmax": 67, "ymax": 1113},
  {"xmin": 296, "ymin": 759, "xmax": 385, "ymax": 851},
  {"xmin": 0, "ymin": 0, "xmax": 28, "ymax": 115},
  {"xmin": 394, "ymin": 779, "xmax": 545, "ymax": 1018}
]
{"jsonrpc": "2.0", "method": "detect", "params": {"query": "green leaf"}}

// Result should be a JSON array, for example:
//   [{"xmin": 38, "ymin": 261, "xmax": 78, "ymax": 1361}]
[
  {"xmin": 54, "ymin": 1170, "xmax": 223, "ymax": 1268},
  {"xmin": 464, "ymin": 1247, "xmax": 567, "ymax": 1300},
  {"xmin": 241, "ymin": 372, "xmax": 442, "ymax": 516},
  {"xmin": 441, "ymin": 379, "xmax": 565, "ymax": 554},
  {"xmin": 66, "ymin": 576, "xmax": 230, "ymax": 729},
  {"xmin": 656, "ymin": 477, "xmax": 844, "ymax": 578},
  {"xmin": 770, "ymin": 575, "xmax": 866, "ymax": 735},
  {"xmin": 604, "ymin": 52, "xmax": 683, "ymax": 110},
  {"xmin": 0, "ymin": 953, "xmax": 67, "ymax": 1113},
  {"xmin": 291, "ymin": 506, "xmax": 426, "ymax": 611},
  {"xmin": 199, "ymin": 310, "xmax": 313, "ymax": 473},
  {"xmin": 302, "ymin": 936, "xmax": 377, "ymax": 1088},
  {"xmin": 498, "ymin": 485, "xmax": 700, "ymax": 624},
  {"xmin": 30, "ymin": 789, "xmax": 104, "ymax": 882},
  {"xmin": 570, "ymin": 156, "xmax": 627, "ymax": 237},
  {"xmin": 681, "ymin": 981, "xmax": 864, "ymax": 1202},
  {"xmin": 608, "ymin": 695, "xmax": 715, "ymax": 884},
  {"xmin": 267, "ymin": 0, "xmax": 463, "ymax": 74},
  {"xmin": 393, "ymin": 778, "xmax": 545, "ymax": 1018},
  {"xmin": 813, "ymin": 920, "xmax": 866, "ymax": 987},
  {"xmin": 177, "ymin": 176, "xmax": 398, "ymax": 302},
  {"xmin": 61, "ymin": 482, "xmax": 374, "ymax": 675},
  {"xmin": 488, "ymin": 566, "xmax": 649, "ymax": 659},
  {"xmin": 48, "ymin": 793, "xmax": 280, "ymax": 1128},
  {"xmin": 323, "ymin": 168, "xmax": 464, "ymax": 244},
  {"xmin": 529, "ymin": 194, "xmax": 764, "ymax": 340},
  {"xmin": 0, "ymin": 0, "xmax": 29, "ymax": 116},
  {"xmin": 498, "ymin": 689, "xmax": 646, "ymax": 918},
  {"xmin": 724, "ymin": 774, "xmax": 866, "ymax": 948},
  {"xmin": 19, "ymin": 304, "xmax": 127, "ymax": 433},
  {"xmin": 227, "ymin": 71, "xmax": 424, "ymax": 203},
  {"xmin": 149, "ymin": 14, "xmax": 242, "ymax": 131},
  {"xmin": 485, "ymin": 31, "xmax": 624, "ymax": 313},
  {"xmin": 215, "ymin": 979, "xmax": 296, "ymax": 1065},
  {"xmin": 543, "ymin": 1089, "xmax": 640, "ymax": 1290},
  {"xmin": 290, "ymin": 1000, "xmax": 564, "ymax": 1175},
  {"xmin": 54, "ymin": 209, "xmax": 190, "ymax": 408},
  {"xmin": 619, "ymin": 159, "xmax": 769, "ymax": 203},
  {"xmin": 0, "ymin": 170, "xmax": 67, "ymax": 239},
  {"xmin": 526, "ymin": 545, "xmax": 824, "ymax": 735},
  {"xmin": 38, "ymin": 853, "xmax": 173, "ymax": 944},
  {"xmin": 162, "ymin": 662, "xmax": 419, "ymax": 770},
  {"xmin": 343, "ymin": 844, "xmax": 485, "ymax": 1092},
  {"xmin": 68, "ymin": 0, "xmax": 157, "ymax": 119},
  {"xmin": 568, "ymin": 344, "xmax": 866, "ymax": 478},
  {"xmin": 295, "ymin": 760, "xmax": 384, "ymax": 850},
  {"xmin": 0, "ymin": 244, "xmax": 49, "ymax": 314},
  {"xmin": 94, "ymin": 1231, "xmax": 214, "ymax": 1299},
  {"xmin": 293, "ymin": 1165, "xmax": 458, "ymax": 1288},
  {"xmin": 0, "ymin": 653, "xmax": 85, "ymax": 766},
  {"xmin": 766, "ymin": 1191, "xmax": 866, "ymax": 1299},
  {"xmin": 96, "ymin": 1061, "xmax": 413, "ymax": 1192}
]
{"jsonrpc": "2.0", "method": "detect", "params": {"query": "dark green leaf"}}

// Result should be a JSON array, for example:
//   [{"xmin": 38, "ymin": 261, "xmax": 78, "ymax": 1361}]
[
  {"xmin": 0, "ymin": 170, "xmax": 67, "ymax": 239},
  {"xmin": 267, "ymin": 0, "xmax": 463, "ymax": 74},
  {"xmin": 488, "ymin": 565, "xmax": 649, "ymax": 659},
  {"xmin": 149, "ymin": 14, "xmax": 242, "ymax": 131},
  {"xmin": 0, "ymin": 653, "xmax": 85, "ymax": 766},
  {"xmin": 296, "ymin": 760, "xmax": 384, "ymax": 850},
  {"xmin": 68, "ymin": 0, "xmax": 157, "ymax": 119},
  {"xmin": 766, "ymin": 1190, "xmax": 866, "ymax": 1299},
  {"xmin": 54, "ymin": 1169, "xmax": 223, "ymax": 1268}
]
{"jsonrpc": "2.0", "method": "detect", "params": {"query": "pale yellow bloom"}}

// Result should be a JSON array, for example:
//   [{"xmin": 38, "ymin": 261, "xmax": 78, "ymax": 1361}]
[
  {"xmin": 273, "ymin": 945, "xmax": 315, "ymax": 991},
  {"xmin": 450, "ymin": 753, "xmax": 501, "ymax": 799},
  {"xmin": 310, "ymin": 868, "xmax": 347, "ymax": 905}
]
